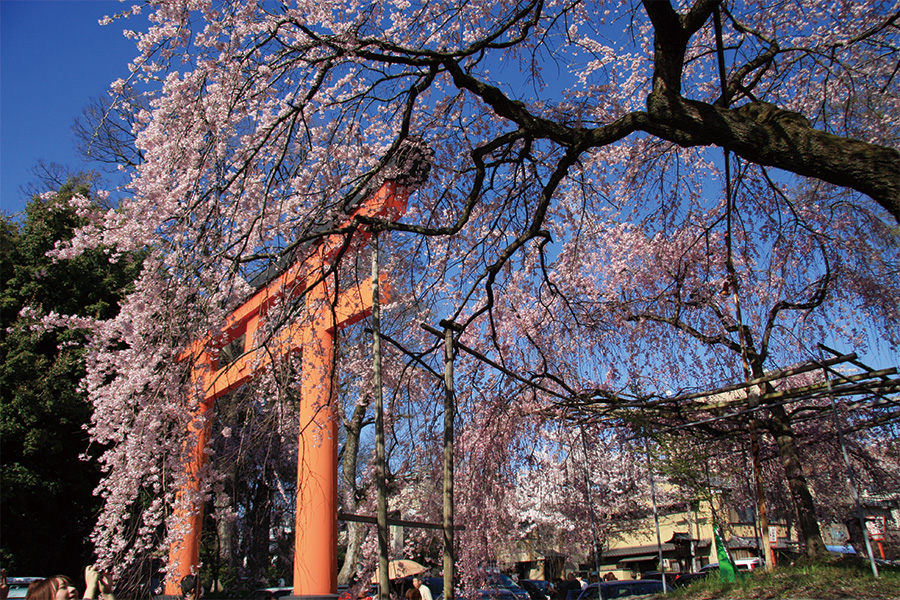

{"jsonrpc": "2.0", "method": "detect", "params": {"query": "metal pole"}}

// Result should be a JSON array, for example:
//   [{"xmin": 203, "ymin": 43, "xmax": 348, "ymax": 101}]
[
  {"xmin": 643, "ymin": 435, "xmax": 667, "ymax": 593},
  {"xmin": 821, "ymin": 361, "xmax": 879, "ymax": 578},
  {"xmin": 372, "ymin": 235, "xmax": 391, "ymax": 599},
  {"xmin": 440, "ymin": 320, "xmax": 460, "ymax": 600}
]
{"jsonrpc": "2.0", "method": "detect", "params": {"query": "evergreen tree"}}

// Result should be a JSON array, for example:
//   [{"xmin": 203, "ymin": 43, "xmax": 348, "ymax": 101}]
[{"xmin": 0, "ymin": 177, "xmax": 142, "ymax": 576}]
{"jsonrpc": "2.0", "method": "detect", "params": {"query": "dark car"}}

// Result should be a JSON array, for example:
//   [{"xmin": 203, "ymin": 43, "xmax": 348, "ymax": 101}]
[
  {"xmin": 575, "ymin": 580, "xmax": 673, "ymax": 600},
  {"xmin": 518, "ymin": 580, "xmax": 549, "ymax": 600},
  {"xmin": 638, "ymin": 571, "xmax": 702, "ymax": 588},
  {"xmin": 452, "ymin": 589, "xmax": 518, "ymax": 600},
  {"xmin": 252, "ymin": 587, "xmax": 294, "ymax": 600},
  {"xmin": 476, "ymin": 590, "xmax": 518, "ymax": 600},
  {"xmin": 637, "ymin": 572, "xmax": 684, "ymax": 587},
  {"xmin": 485, "ymin": 574, "xmax": 530, "ymax": 600},
  {"xmin": 669, "ymin": 570, "xmax": 709, "ymax": 588}
]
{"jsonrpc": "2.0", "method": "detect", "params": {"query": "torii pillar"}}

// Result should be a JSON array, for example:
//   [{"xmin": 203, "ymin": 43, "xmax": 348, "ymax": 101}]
[{"xmin": 164, "ymin": 181, "xmax": 409, "ymax": 598}]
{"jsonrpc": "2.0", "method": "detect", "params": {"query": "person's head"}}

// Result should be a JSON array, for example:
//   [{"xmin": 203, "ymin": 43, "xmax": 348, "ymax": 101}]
[
  {"xmin": 412, "ymin": 578, "xmax": 422, "ymax": 589},
  {"xmin": 26, "ymin": 579, "xmax": 57, "ymax": 600},
  {"xmin": 54, "ymin": 576, "xmax": 78, "ymax": 600},
  {"xmin": 180, "ymin": 575, "xmax": 198, "ymax": 600},
  {"xmin": 26, "ymin": 576, "xmax": 77, "ymax": 600}
]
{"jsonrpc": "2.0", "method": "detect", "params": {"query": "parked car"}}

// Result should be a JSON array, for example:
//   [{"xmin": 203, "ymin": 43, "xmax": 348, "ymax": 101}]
[
  {"xmin": 252, "ymin": 587, "xmax": 294, "ymax": 600},
  {"xmin": 485, "ymin": 574, "xmax": 529, "ymax": 600},
  {"xmin": 674, "ymin": 562, "xmax": 752, "ymax": 586},
  {"xmin": 699, "ymin": 561, "xmax": 755, "ymax": 576},
  {"xmin": 638, "ymin": 571, "xmax": 691, "ymax": 588},
  {"xmin": 518, "ymin": 580, "xmax": 549, "ymax": 600},
  {"xmin": 474, "ymin": 589, "xmax": 519, "ymax": 600},
  {"xmin": 7, "ymin": 578, "xmax": 40, "ymax": 599},
  {"xmin": 575, "ymin": 580, "xmax": 673, "ymax": 600},
  {"xmin": 669, "ymin": 571, "xmax": 708, "ymax": 587},
  {"xmin": 734, "ymin": 558, "xmax": 760, "ymax": 572}
]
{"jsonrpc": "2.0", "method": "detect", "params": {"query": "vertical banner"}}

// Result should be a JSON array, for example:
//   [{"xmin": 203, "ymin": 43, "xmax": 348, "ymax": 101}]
[{"xmin": 714, "ymin": 525, "xmax": 738, "ymax": 582}]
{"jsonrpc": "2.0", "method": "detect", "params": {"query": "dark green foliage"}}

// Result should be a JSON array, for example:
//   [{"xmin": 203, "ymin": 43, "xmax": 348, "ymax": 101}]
[{"xmin": 0, "ymin": 178, "xmax": 142, "ymax": 576}]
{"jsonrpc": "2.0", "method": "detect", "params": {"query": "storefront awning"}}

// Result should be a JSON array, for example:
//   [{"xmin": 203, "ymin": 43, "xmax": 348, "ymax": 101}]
[
  {"xmin": 602, "ymin": 544, "xmax": 674, "ymax": 559},
  {"xmin": 616, "ymin": 555, "xmax": 658, "ymax": 564}
]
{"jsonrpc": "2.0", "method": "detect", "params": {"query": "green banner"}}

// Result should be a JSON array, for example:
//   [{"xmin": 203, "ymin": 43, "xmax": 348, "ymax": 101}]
[{"xmin": 714, "ymin": 525, "xmax": 738, "ymax": 582}]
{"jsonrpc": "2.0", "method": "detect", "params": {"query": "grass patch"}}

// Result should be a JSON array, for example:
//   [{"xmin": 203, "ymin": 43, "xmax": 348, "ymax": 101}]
[{"xmin": 668, "ymin": 557, "xmax": 899, "ymax": 599}]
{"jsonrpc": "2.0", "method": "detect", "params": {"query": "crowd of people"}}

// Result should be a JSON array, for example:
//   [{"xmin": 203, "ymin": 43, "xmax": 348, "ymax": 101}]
[
  {"xmin": 0, "ymin": 568, "xmax": 203, "ymax": 600},
  {"xmin": 1, "ymin": 567, "xmax": 619, "ymax": 600},
  {"xmin": 0, "ymin": 567, "xmax": 114, "ymax": 600}
]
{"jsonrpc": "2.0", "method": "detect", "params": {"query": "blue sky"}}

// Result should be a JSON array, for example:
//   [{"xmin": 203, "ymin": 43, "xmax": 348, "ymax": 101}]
[
  {"xmin": 1, "ymin": 0, "xmax": 139, "ymax": 217},
  {"xmin": 1, "ymin": 1, "xmax": 897, "ymax": 376}
]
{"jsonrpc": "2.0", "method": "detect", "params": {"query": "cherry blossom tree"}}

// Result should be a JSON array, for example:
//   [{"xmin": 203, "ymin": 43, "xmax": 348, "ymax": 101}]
[
  {"xmin": 0, "ymin": 178, "xmax": 142, "ymax": 576},
  {"xmin": 507, "ymin": 425, "xmax": 648, "ymax": 565},
  {"xmin": 56, "ymin": 0, "xmax": 900, "ymax": 578}
]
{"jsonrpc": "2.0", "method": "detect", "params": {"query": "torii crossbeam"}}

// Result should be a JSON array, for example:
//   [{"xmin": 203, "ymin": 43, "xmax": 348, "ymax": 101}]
[{"xmin": 164, "ymin": 178, "xmax": 411, "ymax": 598}]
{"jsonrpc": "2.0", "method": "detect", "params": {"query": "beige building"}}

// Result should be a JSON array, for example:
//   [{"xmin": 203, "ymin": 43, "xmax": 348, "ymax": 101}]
[
  {"xmin": 590, "ymin": 503, "xmax": 794, "ymax": 581},
  {"xmin": 507, "ymin": 497, "xmax": 896, "ymax": 583},
  {"xmin": 507, "ymin": 500, "xmax": 797, "ymax": 582}
]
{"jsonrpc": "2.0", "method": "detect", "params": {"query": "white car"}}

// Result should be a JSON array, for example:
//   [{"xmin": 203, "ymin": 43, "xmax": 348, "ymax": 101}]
[
  {"xmin": 734, "ymin": 558, "xmax": 760, "ymax": 572},
  {"xmin": 7, "ymin": 577, "xmax": 41, "ymax": 599}
]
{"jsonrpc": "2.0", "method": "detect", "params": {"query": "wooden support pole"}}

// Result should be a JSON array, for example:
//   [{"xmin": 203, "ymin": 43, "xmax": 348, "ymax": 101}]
[
  {"xmin": 643, "ymin": 435, "xmax": 667, "ymax": 593},
  {"xmin": 373, "ymin": 237, "xmax": 391, "ymax": 600},
  {"xmin": 440, "ymin": 321, "xmax": 460, "ymax": 600},
  {"xmin": 749, "ymin": 420, "xmax": 775, "ymax": 571}
]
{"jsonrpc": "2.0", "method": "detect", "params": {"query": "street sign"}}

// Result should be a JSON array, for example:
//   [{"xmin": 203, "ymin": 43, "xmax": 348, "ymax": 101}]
[{"xmin": 866, "ymin": 516, "xmax": 886, "ymax": 541}]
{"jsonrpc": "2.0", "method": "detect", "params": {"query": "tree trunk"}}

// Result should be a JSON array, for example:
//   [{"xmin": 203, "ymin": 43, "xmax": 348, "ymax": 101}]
[
  {"xmin": 765, "ymin": 403, "xmax": 828, "ymax": 559},
  {"xmin": 246, "ymin": 476, "xmax": 273, "ymax": 585},
  {"xmin": 338, "ymin": 395, "xmax": 371, "ymax": 585},
  {"xmin": 214, "ymin": 489, "xmax": 234, "ymax": 592}
]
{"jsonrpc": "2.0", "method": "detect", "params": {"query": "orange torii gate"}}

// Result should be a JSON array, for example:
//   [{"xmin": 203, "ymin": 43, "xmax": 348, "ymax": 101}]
[{"xmin": 165, "ymin": 179, "xmax": 410, "ymax": 598}]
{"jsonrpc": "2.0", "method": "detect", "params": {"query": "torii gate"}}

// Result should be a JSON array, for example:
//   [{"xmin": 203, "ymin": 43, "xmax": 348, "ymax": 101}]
[{"xmin": 164, "ymin": 178, "xmax": 410, "ymax": 599}]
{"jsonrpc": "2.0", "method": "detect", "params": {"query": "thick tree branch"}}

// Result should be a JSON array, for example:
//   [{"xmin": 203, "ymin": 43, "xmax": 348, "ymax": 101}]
[
  {"xmin": 445, "ymin": 35, "xmax": 899, "ymax": 221},
  {"xmin": 645, "ymin": 95, "xmax": 900, "ymax": 220},
  {"xmin": 641, "ymin": 0, "xmax": 900, "ymax": 220},
  {"xmin": 625, "ymin": 310, "xmax": 741, "ymax": 353}
]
